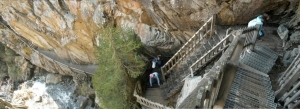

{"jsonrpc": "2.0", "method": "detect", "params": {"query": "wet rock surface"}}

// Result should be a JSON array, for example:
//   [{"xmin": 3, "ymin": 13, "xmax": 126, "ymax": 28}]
[{"xmin": 11, "ymin": 74, "xmax": 95, "ymax": 109}]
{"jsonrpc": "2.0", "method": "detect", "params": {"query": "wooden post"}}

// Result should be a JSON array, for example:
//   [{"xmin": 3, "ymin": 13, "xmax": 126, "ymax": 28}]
[
  {"xmin": 190, "ymin": 67, "xmax": 194, "ymax": 77},
  {"xmin": 210, "ymin": 14, "xmax": 216, "ymax": 39},
  {"xmin": 250, "ymin": 24, "xmax": 260, "ymax": 50},
  {"xmin": 161, "ymin": 67, "xmax": 166, "ymax": 82}
]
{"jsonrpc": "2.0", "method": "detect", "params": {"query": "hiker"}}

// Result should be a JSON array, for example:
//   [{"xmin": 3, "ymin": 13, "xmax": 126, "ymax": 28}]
[
  {"xmin": 152, "ymin": 55, "xmax": 162, "ymax": 68},
  {"xmin": 149, "ymin": 72, "xmax": 160, "ymax": 86},
  {"xmin": 248, "ymin": 13, "xmax": 270, "ymax": 41}
]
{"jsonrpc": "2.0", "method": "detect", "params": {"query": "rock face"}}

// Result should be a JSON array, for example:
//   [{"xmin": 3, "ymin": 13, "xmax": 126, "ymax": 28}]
[
  {"xmin": 46, "ymin": 73, "xmax": 61, "ymax": 84},
  {"xmin": 0, "ymin": 0, "xmax": 298, "ymax": 108},
  {"xmin": 0, "ymin": 0, "xmax": 298, "ymax": 59},
  {"xmin": 11, "ymin": 75, "xmax": 94, "ymax": 109}
]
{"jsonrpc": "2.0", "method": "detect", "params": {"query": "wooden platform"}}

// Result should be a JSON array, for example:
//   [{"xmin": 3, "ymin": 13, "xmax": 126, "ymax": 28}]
[{"xmin": 144, "ymin": 87, "xmax": 167, "ymax": 106}]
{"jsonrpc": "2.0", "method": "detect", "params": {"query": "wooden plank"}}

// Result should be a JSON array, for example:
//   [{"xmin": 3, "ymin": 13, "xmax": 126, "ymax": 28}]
[
  {"xmin": 161, "ymin": 68, "xmax": 166, "ymax": 81},
  {"xmin": 190, "ymin": 35, "xmax": 231, "ymax": 69},
  {"xmin": 210, "ymin": 14, "xmax": 216, "ymax": 38},
  {"xmin": 182, "ymin": 46, "xmax": 227, "ymax": 82},
  {"xmin": 249, "ymin": 25, "xmax": 259, "ymax": 50},
  {"xmin": 164, "ymin": 36, "xmax": 209, "ymax": 75}
]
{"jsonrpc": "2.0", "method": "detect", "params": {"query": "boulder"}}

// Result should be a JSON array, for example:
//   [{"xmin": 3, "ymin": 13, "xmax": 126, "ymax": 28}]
[
  {"xmin": 46, "ymin": 73, "xmax": 62, "ymax": 84},
  {"xmin": 277, "ymin": 24, "xmax": 289, "ymax": 40},
  {"xmin": 290, "ymin": 31, "xmax": 300, "ymax": 43}
]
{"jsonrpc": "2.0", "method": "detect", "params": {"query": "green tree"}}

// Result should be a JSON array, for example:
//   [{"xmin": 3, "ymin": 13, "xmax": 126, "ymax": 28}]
[{"xmin": 92, "ymin": 26, "xmax": 145, "ymax": 109}]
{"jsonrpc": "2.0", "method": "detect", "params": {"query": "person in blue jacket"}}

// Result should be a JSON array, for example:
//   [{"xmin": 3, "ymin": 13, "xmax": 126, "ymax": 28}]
[{"xmin": 248, "ymin": 13, "xmax": 270, "ymax": 41}]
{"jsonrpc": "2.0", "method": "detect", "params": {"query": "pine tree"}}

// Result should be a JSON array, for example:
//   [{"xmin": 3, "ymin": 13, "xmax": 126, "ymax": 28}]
[{"xmin": 92, "ymin": 26, "xmax": 145, "ymax": 108}]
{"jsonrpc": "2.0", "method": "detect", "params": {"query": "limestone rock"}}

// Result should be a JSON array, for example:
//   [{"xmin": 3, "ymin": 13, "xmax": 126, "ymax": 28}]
[
  {"xmin": 284, "ymin": 2, "xmax": 300, "ymax": 29},
  {"xmin": 46, "ymin": 73, "xmax": 61, "ymax": 84},
  {"xmin": 277, "ymin": 24, "xmax": 289, "ymax": 40},
  {"xmin": 290, "ymin": 31, "xmax": 300, "ymax": 43},
  {"xmin": 138, "ymin": 23, "xmax": 181, "ymax": 56},
  {"xmin": 34, "ymin": 96, "xmax": 42, "ymax": 102},
  {"xmin": 0, "ymin": 0, "xmax": 299, "ymax": 66}
]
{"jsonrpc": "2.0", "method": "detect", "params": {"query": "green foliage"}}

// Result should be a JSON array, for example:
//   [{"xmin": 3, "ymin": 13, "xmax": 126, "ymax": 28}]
[
  {"xmin": 0, "ymin": 44, "xmax": 23, "ymax": 81},
  {"xmin": 4, "ymin": 48, "xmax": 15, "ymax": 64},
  {"xmin": 4, "ymin": 47, "xmax": 21, "ymax": 81},
  {"xmin": 7, "ymin": 63, "xmax": 21, "ymax": 80},
  {"xmin": 92, "ymin": 26, "xmax": 145, "ymax": 109},
  {"xmin": 80, "ymin": 82, "xmax": 88, "ymax": 96}
]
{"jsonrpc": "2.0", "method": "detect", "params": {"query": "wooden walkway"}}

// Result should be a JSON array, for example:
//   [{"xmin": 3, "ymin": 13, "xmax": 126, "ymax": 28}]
[{"xmin": 144, "ymin": 87, "xmax": 167, "ymax": 106}]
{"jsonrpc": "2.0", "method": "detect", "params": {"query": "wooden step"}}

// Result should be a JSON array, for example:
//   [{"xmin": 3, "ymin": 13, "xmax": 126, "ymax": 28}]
[{"xmin": 144, "ymin": 88, "xmax": 167, "ymax": 105}]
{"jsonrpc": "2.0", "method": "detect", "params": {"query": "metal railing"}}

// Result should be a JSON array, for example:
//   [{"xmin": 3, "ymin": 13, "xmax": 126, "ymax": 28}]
[
  {"xmin": 0, "ymin": 22, "xmax": 92, "ymax": 76},
  {"xmin": 161, "ymin": 15, "xmax": 216, "ymax": 81},
  {"xmin": 133, "ymin": 81, "xmax": 172, "ymax": 109}
]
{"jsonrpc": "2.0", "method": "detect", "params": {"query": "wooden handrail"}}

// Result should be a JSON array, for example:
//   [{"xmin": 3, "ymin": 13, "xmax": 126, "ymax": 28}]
[
  {"xmin": 190, "ymin": 33, "xmax": 232, "ymax": 72},
  {"xmin": 164, "ymin": 30, "xmax": 211, "ymax": 75},
  {"xmin": 133, "ymin": 81, "xmax": 172, "ymax": 109},
  {"xmin": 177, "ymin": 29, "xmax": 246, "ymax": 108},
  {"xmin": 242, "ymin": 25, "xmax": 259, "ymax": 50},
  {"xmin": 161, "ymin": 15, "xmax": 216, "ymax": 79}
]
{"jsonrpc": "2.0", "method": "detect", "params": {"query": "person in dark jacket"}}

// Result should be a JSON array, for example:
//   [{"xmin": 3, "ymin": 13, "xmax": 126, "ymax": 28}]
[{"xmin": 152, "ymin": 55, "xmax": 162, "ymax": 68}]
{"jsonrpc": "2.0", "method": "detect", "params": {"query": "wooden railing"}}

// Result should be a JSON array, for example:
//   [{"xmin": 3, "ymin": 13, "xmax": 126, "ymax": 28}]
[
  {"xmin": 177, "ymin": 26, "xmax": 260, "ymax": 108},
  {"xmin": 133, "ymin": 81, "xmax": 172, "ymax": 109},
  {"xmin": 177, "ymin": 30, "xmax": 245, "ymax": 108},
  {"xmin": 161, "ymin": 15, "xmax": 216, "ymax": 80},
  {"xmin": 242, "ymin": 25, "xmax": 260, "ymax": 50},
  {"xmin": 275, "ymin": 54, "xmax": 300, "ymax": 108},
  {"xmin": 188, "ymin": 30, "xmax": 233, "ymax": 78}
]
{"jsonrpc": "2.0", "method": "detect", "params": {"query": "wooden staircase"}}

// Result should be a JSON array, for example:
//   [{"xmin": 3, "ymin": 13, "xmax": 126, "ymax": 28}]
[
  {"xmin": 144, "ymin": 88, "xmax": 168, "ymax": 106},
  {"xmin": 160, "ymin": 15, "xmax": 233, "ymax": 99},
  {"xmin": 133, "ymin": 16, "xmax": 261, "ymax": 109}
]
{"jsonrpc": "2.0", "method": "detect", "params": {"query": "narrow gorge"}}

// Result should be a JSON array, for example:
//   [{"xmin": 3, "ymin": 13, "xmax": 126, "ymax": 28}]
[{"xmin": 0, "ymin": 0, "xmax": 298, "ymax": 109}]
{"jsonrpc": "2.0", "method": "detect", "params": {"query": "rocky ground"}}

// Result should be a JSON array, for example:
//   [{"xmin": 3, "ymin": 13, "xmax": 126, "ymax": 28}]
[{"xmin": 0, "ymin": 71, "xmax": 95, "ymax": 109}]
